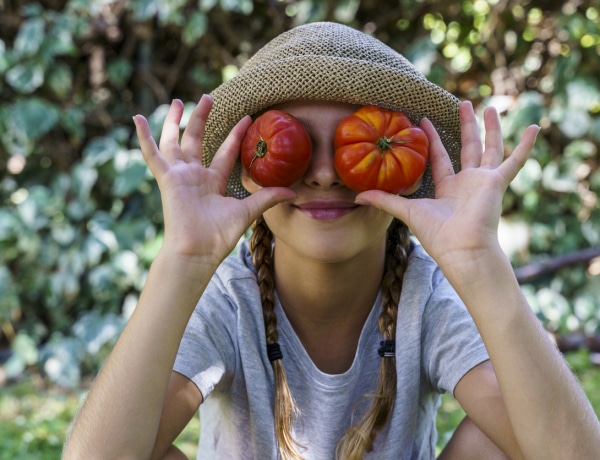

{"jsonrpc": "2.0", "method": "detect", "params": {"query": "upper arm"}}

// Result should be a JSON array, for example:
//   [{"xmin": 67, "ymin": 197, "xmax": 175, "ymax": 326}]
[
  {"xmin": 150, "ymin": 371, "xmax": 203, "ymax": 460},
  {"xmin": 453, "ymin": 360, "xmax": 524, "ymax": 460}
]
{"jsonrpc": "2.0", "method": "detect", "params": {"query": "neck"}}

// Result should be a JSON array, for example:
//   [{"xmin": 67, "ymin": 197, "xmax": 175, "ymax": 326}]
[{"xmin": 272, "ymin": 238, "xmax": 386, "ymax": 373}]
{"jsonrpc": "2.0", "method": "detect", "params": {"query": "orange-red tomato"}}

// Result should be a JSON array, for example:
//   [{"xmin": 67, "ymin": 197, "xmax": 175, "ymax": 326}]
[
  {"xmin": 334, "ymin": 106, "xmax": 429, "ymax": 194},
  {"xmin": 241, "ymin": 110, "xmax": 312, "ymax": 187}
]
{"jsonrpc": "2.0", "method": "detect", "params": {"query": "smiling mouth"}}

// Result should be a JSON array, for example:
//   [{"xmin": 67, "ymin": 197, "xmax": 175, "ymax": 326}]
[{"xmin": 294, "ymin": 200, "xmax": 359, "ymax": 221}]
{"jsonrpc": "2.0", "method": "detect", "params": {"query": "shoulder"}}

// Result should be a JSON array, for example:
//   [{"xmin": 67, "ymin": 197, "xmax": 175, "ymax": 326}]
[
  {"xmin": 404, "ymin": 241, "xmax": 448, "ymax": 294},
  {"xmin": 210, "ymin": 238, "xmax": 258, "ymax": 292},
  {"xmin": 188, "ymin": 238, "xmax": 261, "ymax": 323}
]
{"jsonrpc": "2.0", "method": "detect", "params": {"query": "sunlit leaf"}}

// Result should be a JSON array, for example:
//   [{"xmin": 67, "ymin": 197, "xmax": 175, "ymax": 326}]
[
  {"xmin": 182, "ymin": 12, "xmax": 208, "ymax": 46},
  {"xmin": 9, "ymin": 98, "xmax": 59, "ymax": 141},
  {"xmin": 129, "ymin": 0, "xmax": 158, "ymax": 20},
  {"xmin": 559, "ymin": 110, "xmax": 591, "ymax": 139},
  {"xmin": 41, "ymin": 336, "xmax": 85, "ymax": 388},
  {"xmin": 510, "ymin": 158, "xmax": 542, "ymax": 195},
  {"xmin": 83, "ymin": 136, "xmax": 121, "ymax": 166},
  {"xmin": 44, "ymin": 18, "xmax": 77, "ymax": 56},
  {"xmin": 72, "ymin": 311, "xmax": 124, "ymax": 355},
  {"xmin": 14, "ymin": 17, "xmax": 45, "ymax": 58},
  {"xmin": 5, "ymin": 61, "xmax": 45, "ymax": 93}
]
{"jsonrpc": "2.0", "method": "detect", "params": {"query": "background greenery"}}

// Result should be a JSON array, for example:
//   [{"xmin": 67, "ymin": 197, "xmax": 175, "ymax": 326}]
[{"xmin": 1, "ymin": 0, "xmax": 599, "ymax": 458}]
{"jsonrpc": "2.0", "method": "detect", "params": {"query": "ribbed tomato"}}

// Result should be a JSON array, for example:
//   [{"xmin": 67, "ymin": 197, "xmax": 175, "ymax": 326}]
[
  {"xmin": 241, "ymin": 110, "xmax": 312, "ymax": 187},
  {"xmin": 333, "ymin": 106, "xmax": 429, "ymax": 194}
]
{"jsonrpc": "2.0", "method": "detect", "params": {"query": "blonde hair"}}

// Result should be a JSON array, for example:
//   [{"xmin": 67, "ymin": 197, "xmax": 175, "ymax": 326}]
[{"xmin": 250, "ymin": 217, "xmax": 411, "ymax": 459}]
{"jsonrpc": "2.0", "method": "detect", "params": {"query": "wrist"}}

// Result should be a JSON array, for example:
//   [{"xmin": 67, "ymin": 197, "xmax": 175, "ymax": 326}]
[
  {"xmin": 436, "ymin": 243, "xmax": 509, "ymax": 282},
  {"xmin": 145, "ymin": 247, "xmax": 219, "ymax": 301},
  {"xmin": 435, "ymin": 243, "xmax": 524, "ymax": 310},
  {"xmin": 154, "ymin": 243, "xmax": 222, "ymax": 280}
]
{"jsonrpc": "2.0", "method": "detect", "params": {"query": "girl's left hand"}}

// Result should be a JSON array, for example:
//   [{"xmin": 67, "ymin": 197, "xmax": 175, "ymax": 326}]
[{"xmin": 355, "ymin": 101, "xmax": 540, "ymax": 272}]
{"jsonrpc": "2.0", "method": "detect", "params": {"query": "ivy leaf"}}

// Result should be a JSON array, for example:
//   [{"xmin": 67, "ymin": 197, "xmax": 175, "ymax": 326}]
[
  {"xmin": 46, "ymin": 61, "xmax": 73, "ymax": 99},
  {"xmin": 13, "ymin": 17, "xmax": 45, "ymax": 58},
  {"xmin": 5, "ymin": 60, "xmax": 45, "ymax": 93},
  {"xmin": 107, "ymin": 58, "xmax": 133, "ymax": 89},
  {"xmin": 182, "ymin": 12, "xmax": 208, "ymax": 46},
  {"xmin": 10, "ymin": 98, "xmax": 59, "ymax": 141}
]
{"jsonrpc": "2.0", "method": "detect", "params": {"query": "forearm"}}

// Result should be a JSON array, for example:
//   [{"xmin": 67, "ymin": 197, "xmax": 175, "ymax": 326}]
[
  {"xmin": 63, "ymin": 250, "xmax": 213, "ymax": 459},
  {"xmin": 442, "ymin": 246, "xmax": 600, "ymax": 459}
]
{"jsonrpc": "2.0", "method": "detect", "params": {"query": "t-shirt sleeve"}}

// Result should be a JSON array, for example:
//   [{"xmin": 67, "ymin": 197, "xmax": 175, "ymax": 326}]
[
  {"xmin": 421, "ymin": 267, "xmax": 489, "ymax": 396},
  {"xmin": 173, "ymin": 275, "xmax": 239, "ymax": 400}
]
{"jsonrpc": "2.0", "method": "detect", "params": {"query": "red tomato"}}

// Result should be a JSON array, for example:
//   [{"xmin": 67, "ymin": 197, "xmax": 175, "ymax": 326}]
[
  {"xmin": 333, "ymin": 106, "xmax": 429, "ymax": 194},
  {"xmin": 241, "ymin": 110, "xmax": 312, "ymax": 187}
]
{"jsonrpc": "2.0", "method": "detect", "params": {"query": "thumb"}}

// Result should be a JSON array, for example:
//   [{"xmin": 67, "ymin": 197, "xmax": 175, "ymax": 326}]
[
  {"xmin": 355, "ymin": 190, "xmax": 412, "ymax": 223},
  {"xmin": 243, "ymin": 187, "xmax": 298, "ymax": 223}
]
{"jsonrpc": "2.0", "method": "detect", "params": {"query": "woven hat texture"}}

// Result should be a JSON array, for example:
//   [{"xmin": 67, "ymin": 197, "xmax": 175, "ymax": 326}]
[{"xmin": 203, "ymin": 21, "xmax": 462, "ymax": 199}]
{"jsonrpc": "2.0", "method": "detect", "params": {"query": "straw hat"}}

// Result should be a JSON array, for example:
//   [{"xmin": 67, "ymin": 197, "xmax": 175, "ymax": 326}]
[{"xmin": 202, "ymin": 21, "xmax": 462, "ymax": 199}]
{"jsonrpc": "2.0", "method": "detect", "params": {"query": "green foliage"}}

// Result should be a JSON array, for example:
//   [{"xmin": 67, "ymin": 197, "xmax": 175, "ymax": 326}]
[
  {"xmin": 0, "ymin": 0, "xmax": 598, "ymax": 397},
  {"xmin": 1, "ymin": 359, "xmax": 596, "ymax": 458}
]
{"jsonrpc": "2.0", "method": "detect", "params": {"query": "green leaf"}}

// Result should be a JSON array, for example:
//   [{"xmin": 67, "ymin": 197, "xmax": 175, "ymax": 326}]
[
  {"xmin": 5, "ymin": 60, "xmax": 45, "ymax": 93},
  {"xmin": 72, "ymin": 311, "xmax": 124, "ymax": 355},
  {"xmin": 71, "ymin": 163, "xmax": 98, "ymax": 201},
  {"xmin": 112, "ymin": 162, "xmax": 150, "ymax": 197},
  {"xmin": 566, "ymin": 78, "xmax": 600, "ymax": 111},
  {"xmin": 107, "ymin": 58, "xmax": 133, "ymax": 88},
  {"xmin": 130, "ymin": 0, "xmax": 158, "ymax": 20},
  {"xmin": 510, "ymin": 158, "xmax": 542, "ymax": 195},
  {"xmin": 220, "ymin": 0, "xmax": 253, "ymax": 14},
  {"xmin": 5, "ymin": 333, "xmax": 39, "ymax": 378},
  {"xmin": 41, "ymin": 336, "xmax": 85, "ymax": 388},
  {"xmin": 43, "ymin": 17, "xmax": 77, "ymax": 57},
  {"xmin": 60, "ymin": 107, "xmax": 86, "ymax": 141},
  {"xmin": 559, "ymin": 110, "xmax": 590, "ymax": 139},
  {"xmin": 45, "ymin": 62, "xmax": 73, "ymax": 99},
  {"xmin": 0, "ymin": 266, "xmax": 20, "ymax": 318},
  {"xmin": 10, "ymin": 98, "xmax": 60, "ymax": 141},
  {"xmin": 83, "ymin": 136, "xmax": 121, "ymax": 166},
  {"xmin": 14, "ymin": 17, "xmax": 45, "ymax": 58},
  {"xmin": 182, "ymin": 12, "xmax": 208, "ymax": 46},
  {"xmin": 0, "ymin": 39, "xmax": 10, "ymax": 74}
]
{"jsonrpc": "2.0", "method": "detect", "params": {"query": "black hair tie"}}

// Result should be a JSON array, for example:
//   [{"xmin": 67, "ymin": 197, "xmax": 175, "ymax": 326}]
[
  {"xmin": 378, "ymin": 340, "xmax": 395, "ymax": 358},
  {"xmin": 267, "ymin": 342, "xmax": 283, "ymax": 362}
]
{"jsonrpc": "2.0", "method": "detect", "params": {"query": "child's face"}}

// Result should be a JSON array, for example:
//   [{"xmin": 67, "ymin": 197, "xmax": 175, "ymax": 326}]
[{"xmin": 241, "ymin": 100, "xmax": 394, "ymax": 264}]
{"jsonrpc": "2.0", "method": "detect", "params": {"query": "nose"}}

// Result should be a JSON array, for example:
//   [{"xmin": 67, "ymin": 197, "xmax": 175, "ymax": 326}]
[{"xmin": 303, "ymin": 140, "xmax": 344, "ymax": 190}]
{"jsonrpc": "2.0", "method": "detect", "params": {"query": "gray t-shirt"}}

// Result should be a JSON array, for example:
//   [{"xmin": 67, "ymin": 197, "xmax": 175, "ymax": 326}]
[{"xmin": 174, "ymin": 239, "xmax": 489, "ymax": 459}]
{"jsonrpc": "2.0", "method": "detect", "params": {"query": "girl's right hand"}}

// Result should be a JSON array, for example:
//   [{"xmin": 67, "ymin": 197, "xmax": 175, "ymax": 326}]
[{"xmin": 133, "ymin": 95, "xmax": 296, "ymax": 271}]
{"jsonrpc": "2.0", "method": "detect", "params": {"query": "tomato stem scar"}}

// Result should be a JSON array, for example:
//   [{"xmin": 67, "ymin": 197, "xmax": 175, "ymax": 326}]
[{"xmin": 249, "ymin": 139, "xmax": 268, "ymax": 169}]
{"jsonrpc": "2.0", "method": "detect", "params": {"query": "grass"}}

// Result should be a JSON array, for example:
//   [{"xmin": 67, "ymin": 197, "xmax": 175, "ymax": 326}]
[{"xmin": 1, "ymin": 350, "xmax": 598, "ymax": 459}]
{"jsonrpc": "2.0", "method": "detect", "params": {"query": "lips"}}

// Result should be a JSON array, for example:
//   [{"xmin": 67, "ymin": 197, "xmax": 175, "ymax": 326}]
[{"xmin": 294, "ymin": 200, "xmax": 359, "ymax": 221}]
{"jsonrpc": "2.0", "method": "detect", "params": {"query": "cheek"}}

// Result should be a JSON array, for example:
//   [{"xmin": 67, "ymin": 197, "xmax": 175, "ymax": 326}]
[{"xmin": 241, "ymin": 166, "xmax": 261, "ymax": 193}]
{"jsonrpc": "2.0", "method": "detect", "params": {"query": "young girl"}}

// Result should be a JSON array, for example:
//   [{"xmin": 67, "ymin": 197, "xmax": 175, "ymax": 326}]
[{"xmin": 63, "ymin": 22, "xmax": 600, "ymax": 459}]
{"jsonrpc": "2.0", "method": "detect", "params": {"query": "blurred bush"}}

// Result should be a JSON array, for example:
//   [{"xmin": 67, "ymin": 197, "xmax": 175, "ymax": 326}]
[{"xmin": 0, "ymin": 0, "xmax": 599, "ymax": 388}]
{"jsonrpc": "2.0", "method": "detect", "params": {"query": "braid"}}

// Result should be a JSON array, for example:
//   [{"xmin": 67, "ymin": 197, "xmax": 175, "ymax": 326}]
[
  {"xmin": 336, "ymin": 218, "xmax": 411, "ymax": 459},
  {"xmin": 250, "ymin": 216, "xmax": 304, "ymax": 459}
]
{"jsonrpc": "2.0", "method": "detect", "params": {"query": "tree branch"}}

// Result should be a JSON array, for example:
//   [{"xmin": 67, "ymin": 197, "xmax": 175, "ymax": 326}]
[{"xmin": 514, "ymin": 246, "xmax": 600, "ymax": 283}]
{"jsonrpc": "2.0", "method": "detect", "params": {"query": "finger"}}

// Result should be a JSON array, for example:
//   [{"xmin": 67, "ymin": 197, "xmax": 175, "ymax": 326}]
[
  {"xmin": 420, "ymin": 118, "xmax": 454, "ymax": 183},
  {"xmin": 158, "ymin": 99, "xmax": 185, "ymax": 160},
  {"xmin": 243, "ymin": 187, "xmax": 298, "ymax": 224},
  {"xmin": 355, "ymin": 190, "xmax": 413, "ymax": 224},
  {"xmin": 180, "ymin": 94, "xmax": 213, "ymax": 162},
  {"xmin": 209, "ymin": 115, "xmax": 253, "ymax": 179},
  {"xmin": 499, "ymin": 124, "xmax": 540, "ymax": 183},
  {"xmin": 481, "ymin": 106, "xmax": 504, "ymax": 168},
  {"xmin": 134, "ymin": 114, "xmax": 169, "ymax": 177},
  {"xmin": 459, "ymin": 101, "xmax": 483, "ymax": 169}
]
